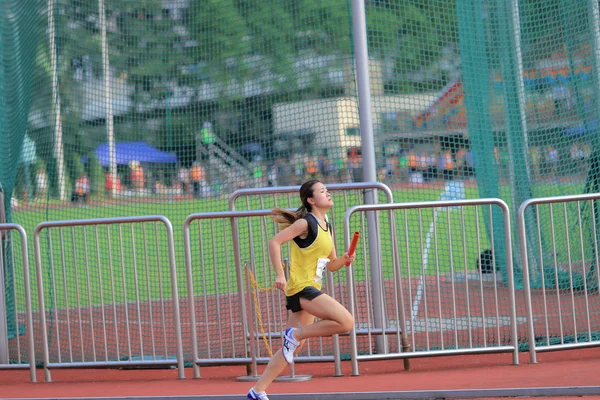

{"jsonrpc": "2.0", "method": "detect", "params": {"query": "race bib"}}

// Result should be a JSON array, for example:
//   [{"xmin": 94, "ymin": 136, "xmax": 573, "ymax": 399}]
[{"xmin": 315, "ymin": 258, "xmax": 330, "ymax": 282}]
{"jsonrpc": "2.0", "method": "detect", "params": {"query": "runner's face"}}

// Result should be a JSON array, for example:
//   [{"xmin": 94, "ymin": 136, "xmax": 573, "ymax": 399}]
[{"xmin": 311, "ymin": 183, "xmax": 333, "ymax": 208}]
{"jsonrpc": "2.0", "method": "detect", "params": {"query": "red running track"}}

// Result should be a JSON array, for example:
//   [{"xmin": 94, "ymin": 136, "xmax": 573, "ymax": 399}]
[{"xmin": 2, "ymin": 347, "xmax": 600, "ymax": 399}]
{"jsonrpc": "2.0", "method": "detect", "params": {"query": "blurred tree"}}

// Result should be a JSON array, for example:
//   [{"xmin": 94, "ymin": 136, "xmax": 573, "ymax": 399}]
[
  {"xmin": 191, "ymin": 0, "xmax": 251, "ymax": 61},
  {"xmin": 108, "ymin": 0, "xmax": 184, "ymax": 106},
  {"xmin": 293, "ymin": 0, "xmax": 353, "ymax": 55},
  {"xmin": 27, "ymin": 0, "xmax": 468, "ymax": 180},
  {"xmin": 58, "ymin": 0, "xmax": 100, "ymax": 151},
  {"xmin": 189, "ymin": 0, "xmax": 302, "ymax": 94},
  {"xmin": 367, "ymin": 0, "xmax": 458, "ymax": 93},
  {"xmin": 29, "ymin": 0, "xmax": 96, "ymax": 198},
  {"xmin": 188, "ymin": 0, "xmax": 355, "ymax": 95}
]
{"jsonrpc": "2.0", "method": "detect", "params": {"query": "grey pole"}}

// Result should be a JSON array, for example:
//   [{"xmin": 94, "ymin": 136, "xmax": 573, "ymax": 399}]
[
  {"xmin": 587, "ymin": 0, "xmax": 600, "ymax": 152},
  {"xmin": 0, "ymin": 186, "xmax": 6, "ymax": 365},
  {"xmin": 48, "ymin": 0, "xmax": 67, "ymax": 201},
  {"xmin": 0, "ymin": 247, "xmax": 7, "ymax": 365},
  {"xmin": 99, "ymin": 0, "xmax": 117, "ymax": 198},
  {"xmin": 351, "ymin": 0, "xmax": 387, "ymax": 353},
  {"xmin": 496, "ymin": 0, "xmax": 541, "ymax": 285}
]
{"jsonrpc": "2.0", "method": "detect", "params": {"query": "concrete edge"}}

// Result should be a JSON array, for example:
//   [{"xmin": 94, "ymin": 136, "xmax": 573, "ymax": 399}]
[{"xmin": 7, "ymin": 386, "xmax": 600, "ymax": 400}]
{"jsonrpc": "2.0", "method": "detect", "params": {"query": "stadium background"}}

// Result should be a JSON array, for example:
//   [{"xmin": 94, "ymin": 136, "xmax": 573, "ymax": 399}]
[{"xmin": 2, "ymin": 0, "xmax": 600, "ymax": 368}]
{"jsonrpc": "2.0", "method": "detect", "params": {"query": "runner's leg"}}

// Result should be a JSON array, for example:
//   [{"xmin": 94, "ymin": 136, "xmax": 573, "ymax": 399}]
[
  {"xmin": 293, "ymin": 294, "xmax": 353, "ymax": 341},
  {"xmin": 254, "ymin": 310, "xmax": 315, "ymax": 393}
]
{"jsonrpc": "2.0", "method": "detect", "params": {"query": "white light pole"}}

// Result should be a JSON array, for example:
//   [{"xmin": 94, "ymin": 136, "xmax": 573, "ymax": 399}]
[
  {"xmin": 48, "ymin": 0, "xmax": 66, "ymax": 201},
  {"xmin": 351, "ymin": 0, "xmax": 387, "ymax": 355},
  {"xmin": 99, "ymin": 0, "xmax": 116, "ymax": 197}
]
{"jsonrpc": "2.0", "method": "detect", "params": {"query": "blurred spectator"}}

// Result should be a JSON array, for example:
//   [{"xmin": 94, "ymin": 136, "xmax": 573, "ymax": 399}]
[
  {"xmin": 570, "ymin": 142, "xmax": 586, "ymax": 174},
  {"xmin": 437, "ymin": 152, "xmax": 446, "ymax": 179},
  {"xmin": 201, "ymin": 122, "xmax": 215, "ymax": 146},
  {"xmin": 326, "ymin": 154, "xmax": 336, "ymax": 181},
  {"xmin": 292, "ymin": 153, "xmax": 304, "ymax": 184},
  {"xmin": 178, "ymin": 166, "xmax": 190, "ymax": 194},
  {"xmin": 35, "ymin": 166, "xmax": 48, "ymax": 201},
  {"xmin": 347, "ymin": 148, "xmax": 362, "ymax": 182},
  {"xmin": 267, "ymin": 163, "xmax": 278, "ymax": 187},
  {"xmin": 129, "ymin": 161, "xmax": 145, "ymax": 192},
  {"xmin": 273, "ymin": 154, "xmax": 292, "ymax": 186},
  {"xmin": 318, "ymin": 154, "xmax": 328, "ymax": 179},
  {"xmin": 398, "ymin": 151, "xmax": 408, "ymax": 182},
  {"xmin": 407, "ymin": 149, "xmax": 417, "ymax": 174},
  {"xmin": 71, "ymin": 173, "xmax": 90, "ymax": 204},
  {"xmin": 528, "ymin": 146, "xmax": 540, "ymax": 180},
  {"xmin": 440, "ymin": 149, "xmax": 455, "ymax": 180},
  {"xmin": 201, "ymin": 122, "xmax": 216, "ymax": 164},
  {"xmin": 105, "ymin": 172, "xmax": 122, "ymax": 195},
  {"xmin": 306, "ymin": 155, "xmax": 318, "ymax": 179},
  {"xmin": 552, "ymin": 84, "xmax": 572, "ymax": 115},
  {"xmin": 424, "ymin": 152, "xmax": 436, "ymax": 181},
  {"xmin": 463, "ymin": 150, "xmax": 475, "ymax": 177},
  {"xmin": 190, "ymin": 162, "xmax": 206, "ymax": 198},
  {"xmin": 251, "ymin": 156, "xmax": 265, "ymax": 187},
  {"xmin": 385, "ymin": 154, "xmax": 396, "ymax": 181},
  {"xmin": 546, "ymin": 145, "xmax": 559, "ymax": 181}
]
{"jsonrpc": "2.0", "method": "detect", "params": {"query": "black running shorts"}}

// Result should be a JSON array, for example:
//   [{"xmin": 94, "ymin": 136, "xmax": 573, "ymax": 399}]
[{"xmin": 285, "ymin": 286, "xmax": 324, "ymax": 313}]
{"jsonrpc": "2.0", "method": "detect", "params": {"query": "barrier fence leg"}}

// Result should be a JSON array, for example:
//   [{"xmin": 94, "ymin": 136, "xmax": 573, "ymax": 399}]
[
  {"xmin": 237, "ymin": 262, "xmax": 260, "ymax": 381},
  {"xmin": 237, "ymin": 261, "xmax": 311, "ymax": 382},
  {"xmin": 276, "ymin": 361, "xmax": 312, "ymax": 382},
  {"xmin": 402, "ymin": 337, "xmax": 411, "ymax": 371}
]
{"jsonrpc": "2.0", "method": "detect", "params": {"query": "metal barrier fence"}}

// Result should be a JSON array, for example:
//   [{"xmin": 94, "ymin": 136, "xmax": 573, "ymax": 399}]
[
  {"xmin": 519, "ymin": 193, "xmax": 600, "ymax": 364},
  {"xmin": 33, "ymin": 216, "xmax": 184, "ymax": 382},
  {"xmin": 183, "ymin": 208, "xmax": 350, "ymax": 379},
  {"xmin": 343, "ymin": 199, "xmax": 519, "ymax": 376},
  {"xmin": 0, "ymin": 223, "xmax": 36, "ymax": 382},
  {"xmin": 184, "ymin": 209, "xmax": 280, "ymax": 379},
  {"xmin": 182, "ymin": 183, "xmax": 394, "ymax": 379},
  {"xmin": 229, "ymin": 182, "xmax": 394, "ymax": 214},
  {"xmin": 228, "ymin": 182, "xmax": 396, "ymax": 377},
  {"xmin": 9, "ymin": 190, "xmax": 594, "ymax": 380}
]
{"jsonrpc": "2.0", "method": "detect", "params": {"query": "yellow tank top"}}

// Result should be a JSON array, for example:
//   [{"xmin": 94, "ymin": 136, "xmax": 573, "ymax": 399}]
[{"xmin": 285, "ymin": 214, "xmax": 333, "ymax": 296}]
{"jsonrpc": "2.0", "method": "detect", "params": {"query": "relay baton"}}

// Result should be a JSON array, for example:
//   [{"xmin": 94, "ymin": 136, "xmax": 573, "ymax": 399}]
[{"xmin": 345, "ymin": 231, "xmax": 360, "ymax": 266}]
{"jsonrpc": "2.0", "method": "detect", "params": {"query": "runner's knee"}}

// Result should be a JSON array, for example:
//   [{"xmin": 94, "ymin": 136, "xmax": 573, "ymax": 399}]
[{"xmin": 338, "ymin": 313, "xmax": 354, "ymax": 333}]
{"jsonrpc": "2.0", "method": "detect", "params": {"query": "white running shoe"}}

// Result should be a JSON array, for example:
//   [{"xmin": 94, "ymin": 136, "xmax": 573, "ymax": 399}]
[
  {"xmin": 247, "ymin": 387, "xmax": 269, "ymax": 400},
  {"xmin": 282, "ymin": 327, "xmax": 299, "ymax": 364}
]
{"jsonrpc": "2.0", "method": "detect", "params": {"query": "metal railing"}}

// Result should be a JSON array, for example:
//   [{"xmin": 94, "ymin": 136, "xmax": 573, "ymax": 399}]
[
  {"xmin": 519, "ymin": 193, "xmax": 600, "ymax": 364},
  {"xmin": 229, "ymin": 182, "xmax": 394, "ymax": 212},
  {"xmin": 33, "ymin": 216, "xmax": 184, "ymax": 382},
  {"xmin": 184, "ymin": 209, "xmax": 263, "ymax": 379},
  {"xmin": 229, "ymin": 182, "xmax": 396, "ymax": 375},
  {"xmin": 183, "ymin": 209, "xmax": 345, "ymax": 379},
  {"xmin": 0, "ymin": 223, "xmax": 36, "ymax": 382},
  {"xmin": 11, "ymin": 190, "xmax": 595, "ymax": 379},
  {"xmin": 343, "ymin": 198, "xmax": 519, "ymax": 376}
]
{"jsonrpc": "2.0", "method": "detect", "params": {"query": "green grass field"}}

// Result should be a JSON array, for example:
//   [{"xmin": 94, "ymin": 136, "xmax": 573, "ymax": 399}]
[{"xmin": 7, "ymin": 181, "xmax": 592, "ymax": 310}]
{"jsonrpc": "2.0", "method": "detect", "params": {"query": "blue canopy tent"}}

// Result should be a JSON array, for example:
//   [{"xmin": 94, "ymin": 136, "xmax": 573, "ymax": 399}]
[{"xmin": 94, "ymin": 142, "xmax": 178, "ymax": 166}]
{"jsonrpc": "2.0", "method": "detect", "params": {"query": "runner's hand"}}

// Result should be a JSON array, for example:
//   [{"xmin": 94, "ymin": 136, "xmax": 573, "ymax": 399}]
[
  {"xmin": 343, "ymin": 252, "xmax": 355, "ymax": 266},
  {"xmin": 275, "ymin": 275, "xmax": 287, "ymax": 292}
]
